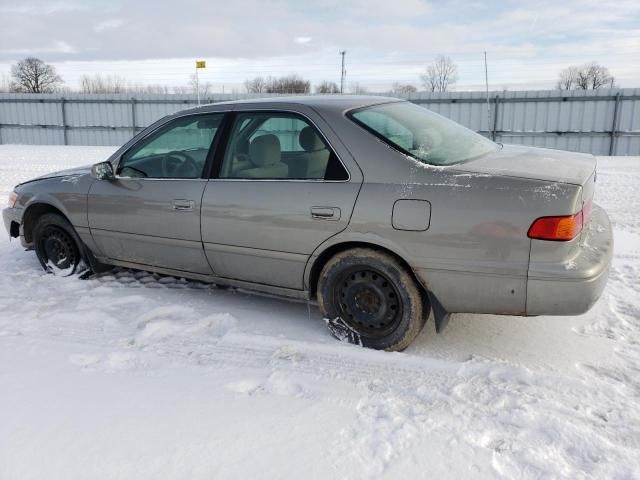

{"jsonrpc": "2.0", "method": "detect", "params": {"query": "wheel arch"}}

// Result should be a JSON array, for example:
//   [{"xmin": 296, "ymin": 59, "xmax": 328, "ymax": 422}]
[
  {"xmin": 307, "ymin": 240, "xmax": 427, "ymax": 301},
  {"xmin": 22, "ymin": 202, "xmax": 70, "ymax": 244},
  {"xmin": 22, "ymin": 201, "xmax": 109, "ymax": 273}
]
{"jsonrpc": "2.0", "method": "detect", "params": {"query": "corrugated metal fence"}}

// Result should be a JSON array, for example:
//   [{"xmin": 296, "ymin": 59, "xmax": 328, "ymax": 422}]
[{"xmin": 0, "ymin": 88, "xmax": 638, "ymax": 155}]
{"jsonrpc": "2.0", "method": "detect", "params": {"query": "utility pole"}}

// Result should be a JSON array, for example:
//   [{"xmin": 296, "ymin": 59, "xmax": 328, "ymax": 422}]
[
  {"xmin": 484, "ymin": 51, "xmax": 491, "ymax": 137},
  {"xmin": 340, "ymin": 50, "xmax": 346, "ymax": 94},
  {"xmin": 195, "ymin": 60, "xmax": 206, "ymax": 106},
  {"xmin": 196, "ymin": 68, "xmax": 200, "ymax": 106}
]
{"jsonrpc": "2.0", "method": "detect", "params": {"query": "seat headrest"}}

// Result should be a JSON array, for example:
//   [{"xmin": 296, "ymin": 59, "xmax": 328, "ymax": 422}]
[
  {"xmin": 236, "ymin": 137, "xmax": 250, "ymax": 154},
  {"xmin": 249, "ymin": 134, "xmax": 281, "ymax": 167},
  {"xmin": 299, "ymin": 126, "xmax": 325, "ymax": 152}
]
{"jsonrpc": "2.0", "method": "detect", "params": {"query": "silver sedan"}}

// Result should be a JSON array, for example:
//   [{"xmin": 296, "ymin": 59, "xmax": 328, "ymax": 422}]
[{"xmin": 3, "ymin": 96, "xmax": 613, "ymax": 350}]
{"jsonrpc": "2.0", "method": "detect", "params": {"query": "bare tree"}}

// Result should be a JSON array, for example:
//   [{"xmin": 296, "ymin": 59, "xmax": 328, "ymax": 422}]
[
  {"xmin": 189, "ymin": 73, "xmax": 213, "ymax": 97},
  {"xmin": 134, "ymin": 83, "xmax": 172, "ymax": 94},
  {"xmin": 244, "ymin": 77, "xmax": 267, "ymax": 93},
  {"xmin": 265, "ymin": 74, "xmax": 310, "ymax": 94},
  {"xmin": 10, "ymin": 57, "xmax": 63, "ymax": 93},
  {"xmin": 390, "ymin": 82, "xmax": 418, "ymax": 95},
  {"xmin": 349, "ymin": 82, "xmax": 368, "ymax": 94},
  {"xmin": 78, "ymin": 75, "xmax": 174, "ymax": 94},
  {"xmin": 576, "ymin": 62, "xmax": 614, "ymax": 90},
  {"xmin": 315, "ymin": 81, "xmax": 340, "ymax": 94},
  {"xmin": 420, "ymin": 55, "xmax": 458, "ymax": 92},
  {"xmin": 170, "ymin": 85, "xmax": 191, "ymax": 94},
  {"xmin": 0, "ymin": 72, "xmax": 11, "ymax": 93},
  {"xmin": 557, "ymin": 62, "xmax": 614, "ymax": 90},
  {"xmin": 80, "ymin": 74, "xmax": 128, "ymax": 93},
  {"xmin": 556, "ymin": 66, "xmax": 579, "ymax": 90}
]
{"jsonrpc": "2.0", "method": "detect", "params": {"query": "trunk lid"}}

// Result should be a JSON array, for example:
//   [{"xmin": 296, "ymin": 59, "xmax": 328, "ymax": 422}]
[{"xmin": 459, "ymin": 144, "xmax": 596, "ymax": 187}]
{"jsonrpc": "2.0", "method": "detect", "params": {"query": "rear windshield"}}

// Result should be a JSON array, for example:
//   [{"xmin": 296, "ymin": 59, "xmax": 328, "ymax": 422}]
[{"xmin": 348, "ymin": 101, "xmax": 497, "ymax": 166}]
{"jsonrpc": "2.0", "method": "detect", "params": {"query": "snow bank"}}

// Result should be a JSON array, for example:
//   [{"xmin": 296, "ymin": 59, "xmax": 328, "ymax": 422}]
[{"xmin": 1, "ymin": 145, "xmax": 639, "ymax": 479}]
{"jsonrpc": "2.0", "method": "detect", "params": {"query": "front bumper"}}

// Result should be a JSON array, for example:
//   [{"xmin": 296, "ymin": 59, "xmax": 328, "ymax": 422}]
[
  {"xmin": 3, "ymin": 206, "xmax": 26, "ymax": 245},
  {"xmin": 526, "ymin": 204, "xmax": 613, "ymax": 315}
]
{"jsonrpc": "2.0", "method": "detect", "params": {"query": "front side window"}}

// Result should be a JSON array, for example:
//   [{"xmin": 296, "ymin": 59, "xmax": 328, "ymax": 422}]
[
  {"xmin": 118, "ymin": 114, "xmax": 224, "ymax": 179},
  {"xmin": 219, "ymin": 112, "xmax": 348, "ymax": 180},
  {"xmin": 349, "ymin": 102, "xmax": 498, "ymax": 166}
]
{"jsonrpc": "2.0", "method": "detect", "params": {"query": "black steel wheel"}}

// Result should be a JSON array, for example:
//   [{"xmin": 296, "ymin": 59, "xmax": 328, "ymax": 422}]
[
  {"xmin": 33, "ymin": 213, "xmax": 81, "ymax": 276},
  {"xmin": 333, "ymin": 267, "xmax": 403, "ymax": 338},
  {"xmin": 318, "ymin": 248, "xmax": 428, "ymax": 351}
]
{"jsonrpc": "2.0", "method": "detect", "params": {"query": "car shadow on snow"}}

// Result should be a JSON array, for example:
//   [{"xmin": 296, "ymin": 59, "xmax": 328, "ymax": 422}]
[
  {"xmin": 79, "ymin": 266, "xmax": 609, "ymax": 371},
  {"xmin": 2, "ymin": 248, "xmax": 607, "ymax": 373}
]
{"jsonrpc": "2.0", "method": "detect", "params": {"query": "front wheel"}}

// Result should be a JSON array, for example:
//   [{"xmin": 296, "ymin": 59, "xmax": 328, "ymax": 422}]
[
  {"xmin": 33, "ymin": 213, "xmax": 82, "ymax": 276},
  {"xmin": 317, "ymin": 248, "xmax": 427, "ymax": 351}
]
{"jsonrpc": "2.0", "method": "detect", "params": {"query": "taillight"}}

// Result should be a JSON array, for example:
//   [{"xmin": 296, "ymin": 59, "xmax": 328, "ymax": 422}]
[{"xmin": 528, "ymin": 209, "xmax": 584, "ymax": 241}]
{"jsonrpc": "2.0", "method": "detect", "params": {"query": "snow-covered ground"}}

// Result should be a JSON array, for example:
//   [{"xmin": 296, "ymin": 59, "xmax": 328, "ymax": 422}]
[{"xmin": 1, "ymin": 145, "xmax": 639, "ymax": 479}]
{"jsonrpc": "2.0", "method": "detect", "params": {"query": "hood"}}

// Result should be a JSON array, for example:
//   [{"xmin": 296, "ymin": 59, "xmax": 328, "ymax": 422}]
[
  {"xmin": 458, "ymin": 145, "xmax": 596, "ymax": 186},
  {"xmin": 18, "ymin": 164, "xmax": 93, "ymax": 186}
]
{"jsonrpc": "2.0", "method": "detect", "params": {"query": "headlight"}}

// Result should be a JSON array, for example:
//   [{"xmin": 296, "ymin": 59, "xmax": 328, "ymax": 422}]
[{"xmin": 8, "ymin": 191, "xmax": 18, "ymax": 208}]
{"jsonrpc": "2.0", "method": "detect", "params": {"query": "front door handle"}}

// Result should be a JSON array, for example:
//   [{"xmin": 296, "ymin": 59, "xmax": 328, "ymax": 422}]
[
  {"xmin": 311, "ymin": 206, "xmax": 341, "ymax": 221},
  {"xmin": 172, "ymin": 199, "xmax": 194, "ymax": 211}
]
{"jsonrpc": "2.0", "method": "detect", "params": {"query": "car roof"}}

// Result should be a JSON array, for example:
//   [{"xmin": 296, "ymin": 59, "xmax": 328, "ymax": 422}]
[{"xmin": 186, "ymin": 95, "xmax": 403, "ymax": 114}]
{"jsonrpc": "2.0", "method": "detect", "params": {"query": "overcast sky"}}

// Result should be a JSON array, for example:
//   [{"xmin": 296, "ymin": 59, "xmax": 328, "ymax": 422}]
[{"xmin": 0, "ymin": 0, "xmax": 639, "ymax": 92}]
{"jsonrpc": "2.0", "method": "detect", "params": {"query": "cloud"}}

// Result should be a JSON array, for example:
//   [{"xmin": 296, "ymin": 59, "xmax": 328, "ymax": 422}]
[
  {"xmin": 0, "ymin": 0, "xmax": 637, "ymax": 89},
  {"xmin": 53, "ymin": 40, "xmax": 76, "ymax": 54},
  {"xmin": 344, "ymin": 0, "xmax": 431, "ymax": 18},
  {"xmin": 0, "ymin": 40, "xmax": 76, "ymax": 56},
  {"xmin": 0, "ymin": 1, "xmax": 91, "ymax": 15},
  {"xmin": 94, "ymin": 19, "xmax": 124, "ymax": 33}
]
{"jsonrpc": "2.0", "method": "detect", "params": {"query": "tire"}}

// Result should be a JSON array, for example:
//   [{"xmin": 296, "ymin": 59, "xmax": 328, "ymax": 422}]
[
  {"xmin": 317, "ymin": 248, "xmax": 427, "ymax": 351},
  {"xmin": 33, "ymin": 213, "xmax": 82, "ymax": 276}
]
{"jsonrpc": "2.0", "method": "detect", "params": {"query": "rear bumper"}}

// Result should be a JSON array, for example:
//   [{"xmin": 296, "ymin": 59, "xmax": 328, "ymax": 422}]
[{"xmin": 526, "ymin": 204, "xmax": 613, "ymax": 315}]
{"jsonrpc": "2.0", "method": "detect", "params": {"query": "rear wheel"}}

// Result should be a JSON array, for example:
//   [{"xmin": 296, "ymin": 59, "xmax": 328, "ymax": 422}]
[
  {"xmin": 33, "ymin": 213, "xmax": 82, "ymax": 276},
  {"xmin": 317, "ymin": 248, "xmax": 427, "ymax": 351}
]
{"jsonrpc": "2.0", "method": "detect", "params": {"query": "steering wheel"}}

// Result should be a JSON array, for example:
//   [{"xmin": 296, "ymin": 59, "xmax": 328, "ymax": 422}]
[{"xmin": 161, "ymin": 151, "xmax": 199, "ymax": 178}]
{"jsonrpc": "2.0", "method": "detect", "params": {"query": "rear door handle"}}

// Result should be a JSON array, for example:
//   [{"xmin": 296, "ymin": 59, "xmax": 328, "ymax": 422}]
[
  {"xmin": 172, "ymin": 199, "xmax": 194, "ymax": 211},
  {"xmin": 311, "ymin": 206, "xmax": 341, "ymax": 221}
]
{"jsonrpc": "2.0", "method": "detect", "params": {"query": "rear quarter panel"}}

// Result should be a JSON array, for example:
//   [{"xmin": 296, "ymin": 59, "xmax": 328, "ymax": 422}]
[
  {"xmin": 313, "ymin": 109, "xmax": 583, "ymax": 314},
  {"xmin": 350, "ymin": 170, "xmax": 580, "ymax": 314},
  {"xmin": 528, "ymin": 168, "xmax": 597, "ymax": 280}
]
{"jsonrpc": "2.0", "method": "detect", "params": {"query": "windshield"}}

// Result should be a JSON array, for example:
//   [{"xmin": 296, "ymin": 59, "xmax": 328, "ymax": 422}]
[{"xmin": 349, "ymin": 101, "xmax": 498, "ymax": 166}]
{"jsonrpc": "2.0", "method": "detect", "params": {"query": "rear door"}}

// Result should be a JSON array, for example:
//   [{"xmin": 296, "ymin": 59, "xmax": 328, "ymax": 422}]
[
  {"xmin": 201, "ymin": 106, "xmax": 363, "ymax": 289},
  {"xmin": 88, "ymin": 112, "xmax": 226, "ymax": 274}
]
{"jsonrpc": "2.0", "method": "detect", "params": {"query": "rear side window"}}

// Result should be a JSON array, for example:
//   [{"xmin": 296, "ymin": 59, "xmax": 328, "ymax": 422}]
[
  {"xmin": 219, "ymin": 112, "xmax": 348, "ymax": 181},
  {"xmin": 349, "ymin": 101, "xmax": 497, "ymax": 166},
  {"xmin": 350, "ymin": 110, "xmax": 413, "ymax": 151},
  {"xmin": 249, "ymin": 117, "xmax": 309, "ymax": 152}
]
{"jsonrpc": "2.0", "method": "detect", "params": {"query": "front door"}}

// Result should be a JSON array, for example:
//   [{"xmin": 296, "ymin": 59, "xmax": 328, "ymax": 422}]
[
  {"xmin": 201, "ymin": 109, "xmax": 362, "ymax": 289},
  {"xmin": 88, "ymin": 113, "xmax": 225, "ymax": 274}
]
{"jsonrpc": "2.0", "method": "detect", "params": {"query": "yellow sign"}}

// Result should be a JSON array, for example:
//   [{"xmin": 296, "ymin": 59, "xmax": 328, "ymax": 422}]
[{"xmin": 196, "ymin": 60, "xmax": 206, "ymax": 69}]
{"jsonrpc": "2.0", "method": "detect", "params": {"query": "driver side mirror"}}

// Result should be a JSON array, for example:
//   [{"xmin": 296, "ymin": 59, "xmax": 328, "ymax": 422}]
[{"xmin": 91, "ymin": 161, "xmax": 115, "ymax": 180}]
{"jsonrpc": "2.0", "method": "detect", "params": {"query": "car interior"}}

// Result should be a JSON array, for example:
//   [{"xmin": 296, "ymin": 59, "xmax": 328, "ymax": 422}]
[
  {"xmin": 118, "ymin": 116, "xmax": 222, "ymax": 179},
  {"xmin": 116, "ymin": 112, "xmax": 348, "ymax": 181},
  {"xmin": 221, "ymin": 114, "xmax": 336, "ymax": 180}
]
